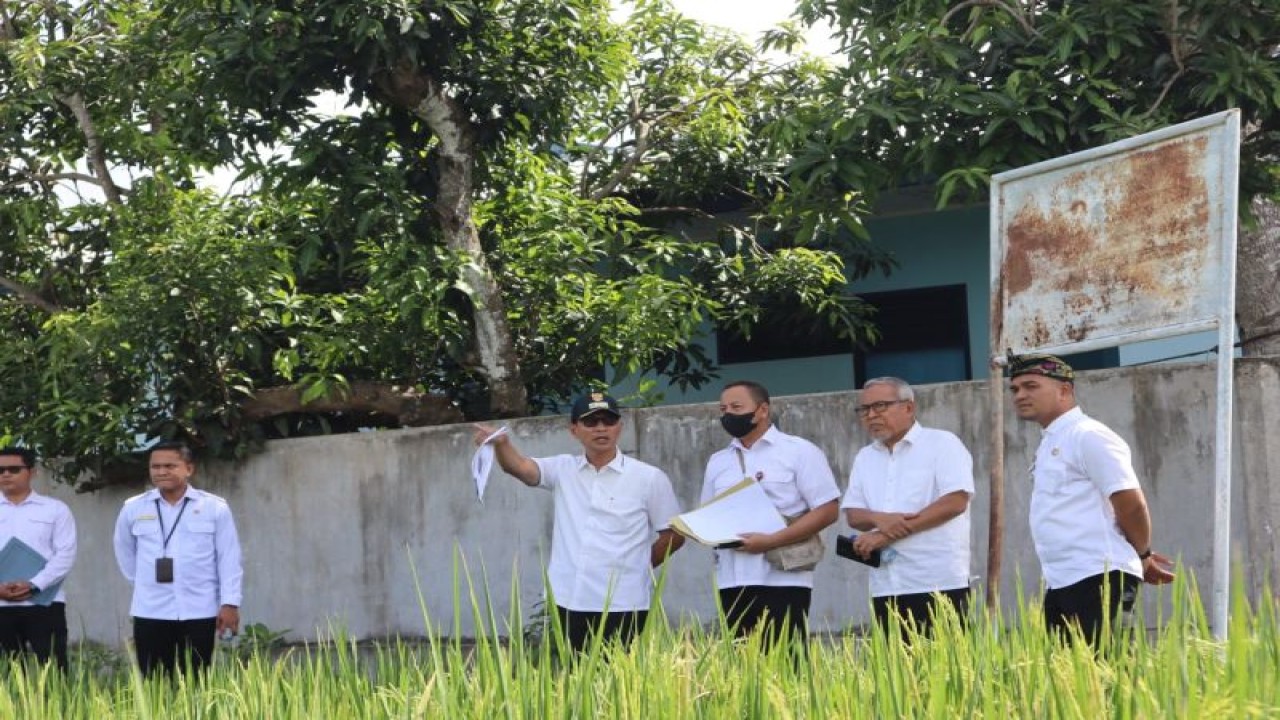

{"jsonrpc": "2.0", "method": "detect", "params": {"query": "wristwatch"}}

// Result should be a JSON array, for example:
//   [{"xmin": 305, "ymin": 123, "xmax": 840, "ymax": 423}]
[
  {"xmin": 1138, "ymin": 549, "xmax": 1154, "ymax": 561},
  {"xmin": 26, "ymin": 583, "xmax": 40, "ymax": 596}
]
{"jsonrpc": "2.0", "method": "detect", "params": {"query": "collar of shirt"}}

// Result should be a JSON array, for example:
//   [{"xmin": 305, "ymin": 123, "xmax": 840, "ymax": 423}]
[
  {"xmin": 141, "ymin": 486, "xmax": 207, "ymax": 506},
  {"xmin": 729, "ymin": 424, "xmax": 780, "ymax": 451},
  {"xmin": 1042, "ymin": 406, "xmax": 1085, "ymax": 438},
  {"xmin": 0, "ymin": 490, "xmax": 48, "ymax": 507},
  {"xmin": 572, "ymin": 452, "xmax": 626, "ymax": 473},
  {"xmin": 871, "ymin": 421, "xmax": 923, "ymax": 454}
]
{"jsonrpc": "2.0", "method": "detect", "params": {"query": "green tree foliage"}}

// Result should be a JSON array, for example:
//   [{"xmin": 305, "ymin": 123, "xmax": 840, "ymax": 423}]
[
  {"xmin": 787, "ymin": 0, "xmax": 1280, "ymax": 353},
  {"xmin": 792, "ymin": 0, "xmax": 1279, "ymax": 201},
  {"xmin": 0, "ymin": 1, "xmax": 884, "ymax": 484}
]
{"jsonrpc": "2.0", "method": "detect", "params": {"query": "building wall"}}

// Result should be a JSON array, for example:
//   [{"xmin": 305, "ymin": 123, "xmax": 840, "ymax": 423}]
[
  {"xmin": 610, "ymin": 205, "xmax": 990, "ymax": 405},
  {"xmin": 46, "ymin": 359, "xmax": 1279, "ymax": 646},
  {"xmin": 611, "ymin": 203, "xmax": 1219, "ymax": 406}
]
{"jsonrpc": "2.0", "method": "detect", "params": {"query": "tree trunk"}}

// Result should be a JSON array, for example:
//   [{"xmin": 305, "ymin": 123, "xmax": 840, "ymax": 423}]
[
  {"xmin": 377, "ymin": 61, "xmax": 529, "ymax": 417},
  {"xmin": 1238, "ymin": 196, "xmax": 1280, "ymax": 356}
]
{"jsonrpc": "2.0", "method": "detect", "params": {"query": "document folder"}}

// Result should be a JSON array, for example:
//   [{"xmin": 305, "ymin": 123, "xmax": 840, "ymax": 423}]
[{"xmin": 0, "ymin": 537, "xmax": 62, "ymax": 606}]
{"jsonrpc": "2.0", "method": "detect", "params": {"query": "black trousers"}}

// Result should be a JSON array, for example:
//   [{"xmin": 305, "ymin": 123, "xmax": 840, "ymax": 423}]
[
  {"xmin": 0, "ymin": 602, "xmax": 68, "ymax": 672},
  {"xmin": 872, "ymin": 587, "xmax": 970, "ymax": 639},
  {"xmin": 133, "ymin": 617, "xmax": 217, "ymax": 677},
  {"xmin": 554, "ymin": 607, "xmax": 647, "ymax": 653},
  {"xmin": 718, "ymin": 585, "xmax": 811, "ymax": 646},
  {"xmin": 1043, "ymin": 570, "xmax": 1139, "ymax": 646}
]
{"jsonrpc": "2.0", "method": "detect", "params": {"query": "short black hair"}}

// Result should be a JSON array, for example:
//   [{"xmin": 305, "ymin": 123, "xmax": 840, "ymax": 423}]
[
  {"xmin": 723, "ymin": 380, "xmax": 770, "ymax": 405},
  {"xmin": 150, "ymin": 441, "xmax": 195, "ymax": 463},
  {"xmin": 0, "ymin": 446, "xmax": 35, "ymax": 468}
]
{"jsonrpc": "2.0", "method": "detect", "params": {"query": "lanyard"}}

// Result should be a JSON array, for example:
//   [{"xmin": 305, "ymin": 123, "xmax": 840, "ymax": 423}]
[
  {"xmin": 735, "ymin": 448, "xmax": 750, "ymax": 480},
  {"xmin": 154, "ymin": 497, "xmax": 190, "ymax": 556},
  {"xmin": 734, "ymin": 448, "xmax": 764, "ymax": 482}
]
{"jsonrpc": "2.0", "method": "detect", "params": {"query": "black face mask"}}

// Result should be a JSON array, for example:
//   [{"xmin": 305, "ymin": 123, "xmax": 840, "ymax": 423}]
[{"xmin": 720, "ymin": 410, "xmax": 758, "ymax": 439}]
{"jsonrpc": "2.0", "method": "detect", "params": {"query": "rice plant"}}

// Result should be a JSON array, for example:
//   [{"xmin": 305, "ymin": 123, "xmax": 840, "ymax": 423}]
[{"xmin": 1, "ymin": 569, "xmax": 1276, "ymax": 719}]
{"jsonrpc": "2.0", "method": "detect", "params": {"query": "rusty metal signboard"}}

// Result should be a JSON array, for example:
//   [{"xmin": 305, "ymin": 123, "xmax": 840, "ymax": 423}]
[
  {"xmin": 992, "ymin": 111, "xmax": 1239, "ymax": 355},
  {"xmin": 989, "ymin": 110, "xmax": 1240, "ymax": 637}
]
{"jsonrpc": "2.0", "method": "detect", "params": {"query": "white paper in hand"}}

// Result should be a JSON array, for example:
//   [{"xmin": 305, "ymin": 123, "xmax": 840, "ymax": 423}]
[{"xmin": 471, "ymin": 426, "xmax": 509, "ymax": 503}]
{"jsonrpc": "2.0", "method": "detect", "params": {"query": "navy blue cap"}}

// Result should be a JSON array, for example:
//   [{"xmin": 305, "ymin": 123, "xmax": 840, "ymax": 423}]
[{"xmin": 570, "ymin": 392, "xmax": 622, "ymax": 422}]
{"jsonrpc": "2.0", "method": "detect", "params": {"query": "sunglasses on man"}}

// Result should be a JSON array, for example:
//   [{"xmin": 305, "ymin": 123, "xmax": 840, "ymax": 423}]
[{"xmin": 577, "ymin": 414, "xmax": 620, "ymax": 428}]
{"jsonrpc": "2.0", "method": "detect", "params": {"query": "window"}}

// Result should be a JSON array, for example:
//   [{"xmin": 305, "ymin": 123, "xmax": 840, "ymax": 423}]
[
  {"xmin": 854, "ymin": 285, "xmax": 972, "ymax": 385},
  {"xmin": 715, "ymin": 299, "xmax": 851, "ymax": 365}
]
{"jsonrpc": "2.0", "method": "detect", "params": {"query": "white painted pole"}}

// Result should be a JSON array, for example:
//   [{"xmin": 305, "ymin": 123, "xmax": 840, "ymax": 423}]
[{"xmin": 1211, "ymin": 111, "xmax": 1241, "ymax": 639}]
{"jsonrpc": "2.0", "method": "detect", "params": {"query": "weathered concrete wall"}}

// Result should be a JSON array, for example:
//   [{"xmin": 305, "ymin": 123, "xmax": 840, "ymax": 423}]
[{"xmin": 43, "ymin": 359, "xmax": 1280, "ymax": 646}]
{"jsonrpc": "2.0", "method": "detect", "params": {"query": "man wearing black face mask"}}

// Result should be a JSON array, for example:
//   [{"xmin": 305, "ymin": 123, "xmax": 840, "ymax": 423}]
[{"xmin": 702, "ymin": 381, "xmax": 840, "ymax": 645}]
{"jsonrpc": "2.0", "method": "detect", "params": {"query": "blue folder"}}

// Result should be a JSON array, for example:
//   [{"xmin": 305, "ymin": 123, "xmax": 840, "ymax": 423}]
[{"xmin": 0, "ymin": 537, "xmax": 63, "ymax": 606}]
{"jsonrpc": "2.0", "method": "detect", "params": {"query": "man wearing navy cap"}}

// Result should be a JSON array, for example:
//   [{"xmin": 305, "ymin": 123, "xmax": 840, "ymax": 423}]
[
  {"xmin": 1009, "ymin": 354, "xmax": 1174, "ymax": 645},
  {"xmin": 474, "ymin": 392, "xmax": 684, "ymax": 651}
]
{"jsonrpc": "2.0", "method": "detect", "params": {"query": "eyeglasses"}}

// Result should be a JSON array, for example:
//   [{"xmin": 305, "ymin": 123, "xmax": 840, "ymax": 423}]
[
  {"xmin": 578, "ymin": 414, "xmax": 620, "ymax": 428},
  {"xmin": 0, "ymin": 466, "xmax": 30, "ymax": 475},
  {"xmin": 854, "ymin": 399, "xmax": 908, "ymax": 417}
]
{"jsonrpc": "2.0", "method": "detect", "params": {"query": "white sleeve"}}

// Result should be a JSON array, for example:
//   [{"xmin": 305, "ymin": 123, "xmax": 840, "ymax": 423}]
[
  {"xmin": 1078, "ymin": 426, "xmax": 1141, "ymax": 497},
  {"xmin": 794, "ymin": 441, "xmax": 841, "ymax": 509},
  {"xmin": 112, "ymin": 505, "xmax": 136, "ymax": 585},
  {"xmin": 934, "ymin": 432, "xmax": 976, "ymax": 497},
  {"xmin": 215, "ymin": 503, "xmax": 244, "ymax": 607},
  {"xmin": 532, "ymin": 455, "xmax": 568, "ymax": 491},
  {"xmin": 30, "ymin": 503, "xmax": 76, "ymax": 590},
  {"xmin": 646, "ymin": 469, "xmax": 683, "ymax": 532},
  {"xmin": 840, "ymin": 452, "xmax": 869, "ymax": 510}
]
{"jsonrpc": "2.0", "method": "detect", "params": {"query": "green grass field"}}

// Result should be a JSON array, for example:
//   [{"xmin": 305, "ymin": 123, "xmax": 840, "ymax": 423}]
[{"xmin": 3, "ymin": 573, "xmax": 1277, "ymax": 719}]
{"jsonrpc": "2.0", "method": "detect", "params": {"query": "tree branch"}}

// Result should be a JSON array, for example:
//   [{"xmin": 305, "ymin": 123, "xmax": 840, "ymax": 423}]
[
  {"xmin": 941, "ymin": 0, "xmax": 1040, "ymax": 39},
  {"xmin": 55, "ymin": 91, "xmax": 124, "ymax": 205},
  {"xmin": 590, "ymin": 118, "xmax": 652, "ymax": 200},
  {"xmin": 636, "ymin": 206, "xmax": 718, "ymax": 220},
  {"xmin": 579, "ymin": 86, "xmax": 646, "ymax": 197},
  {"xmin": 0, "ymin": 171, "xmax": 133, "ymax": 195},
  {"xmin": 240, "ymin": 381, "xmax": 464, "ymax": 426},
  {"xmin": 1143, "ymin": 0, "xmax": 1189, "ymax": 118},
  {"xmin": 0, "ymin": 275, "xmax": 61, "ymax": 313},
  {"xmin": 584, "ymin": 88, "xmax": 729, "ymax": 201},
  {"xmin": 0, "ymin": 4, "xmax": 15, "ymax": 41}
]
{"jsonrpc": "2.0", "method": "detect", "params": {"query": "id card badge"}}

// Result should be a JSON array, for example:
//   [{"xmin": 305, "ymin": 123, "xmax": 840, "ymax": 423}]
[{"xmin": 155, "ymin": 557, "xmax": 174, "ymax": 583}]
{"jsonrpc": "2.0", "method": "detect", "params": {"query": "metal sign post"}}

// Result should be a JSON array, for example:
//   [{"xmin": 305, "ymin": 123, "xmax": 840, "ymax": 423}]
[{"xmin": 990, "ymin": 110, "xmax": 1240, "ymax": 637}]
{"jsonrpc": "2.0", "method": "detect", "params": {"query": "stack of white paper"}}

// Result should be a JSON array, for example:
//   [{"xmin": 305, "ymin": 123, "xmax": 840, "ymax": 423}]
[
  {"xmin": 670, "ymin": 479, "xmax": 786, "ymax": 547},
  {"xmin": 471, "ymin": 426, "xmax": 509, "ymax": 503}
]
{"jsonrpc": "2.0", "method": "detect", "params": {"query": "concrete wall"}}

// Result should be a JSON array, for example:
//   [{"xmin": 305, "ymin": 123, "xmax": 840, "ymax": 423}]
[{"xmin": 44, "ymin": 359, "xmax": 1280, "ymax": 646}]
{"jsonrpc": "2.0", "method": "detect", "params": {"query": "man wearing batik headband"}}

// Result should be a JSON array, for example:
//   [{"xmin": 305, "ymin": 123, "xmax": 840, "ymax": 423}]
[
  {"xmin": 474, "ymin": 392, "xmax": 684, "ymax": 652},
  {"xmin": 1008, "ymin": 353, "xmax": 1174, "ymax": 645}
]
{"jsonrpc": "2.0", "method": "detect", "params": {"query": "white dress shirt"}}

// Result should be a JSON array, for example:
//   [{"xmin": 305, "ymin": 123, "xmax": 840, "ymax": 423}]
[
  {"xmin": 701, "ymin": 426, "xmax": 841, "ymax": 589},
  {"xmin": 113, "ymin": 486, "xmax": 243, "ymax": 620},
  {"xmin": 1030, "ymin": 407, "xmax": 1143, "ymax": 589},
  {"xmin": 535, "ymin": 452, "xmax": 682, "ymax": 612},
  {"xmin": 0, "ymin": 491, "xmax": 76, "ymax": 605},
  {"xmin": 841, "ymin": 423, "xmax": 974, "ymax": 597}
]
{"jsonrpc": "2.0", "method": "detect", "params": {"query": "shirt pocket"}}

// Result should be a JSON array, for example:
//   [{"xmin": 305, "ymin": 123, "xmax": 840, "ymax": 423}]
[
  {"xmin": 25, "ymin": 517, "xmax": 55, "ymax": 530},
  {"xmin": 1034, "ymin": 456, "xmax": 1073, "ymax": 496},
  {"xmin": 131, "ymin": 519, "xmax": 160, "ymax": 537},
  {"xmin": 711, "ymin": 467, "xmax": 749, "ymax": 497},
  {"xmin": 758, "ymin": 475, "xmax": 798, "ymax": 514},
  {"xmin": 185, "ymin": 519, "xmax": 217, "ymax": 535},
  {"xmin": 890, "ymin": 479, "xmax": 932, "ymax": 513},
  {"xmin": 181, "ymin": 519, "xmax": 217, "ymax": 550},
  {"xmin": 589, "ymin": 487, "xmax": 646, "ymax": 537}
]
